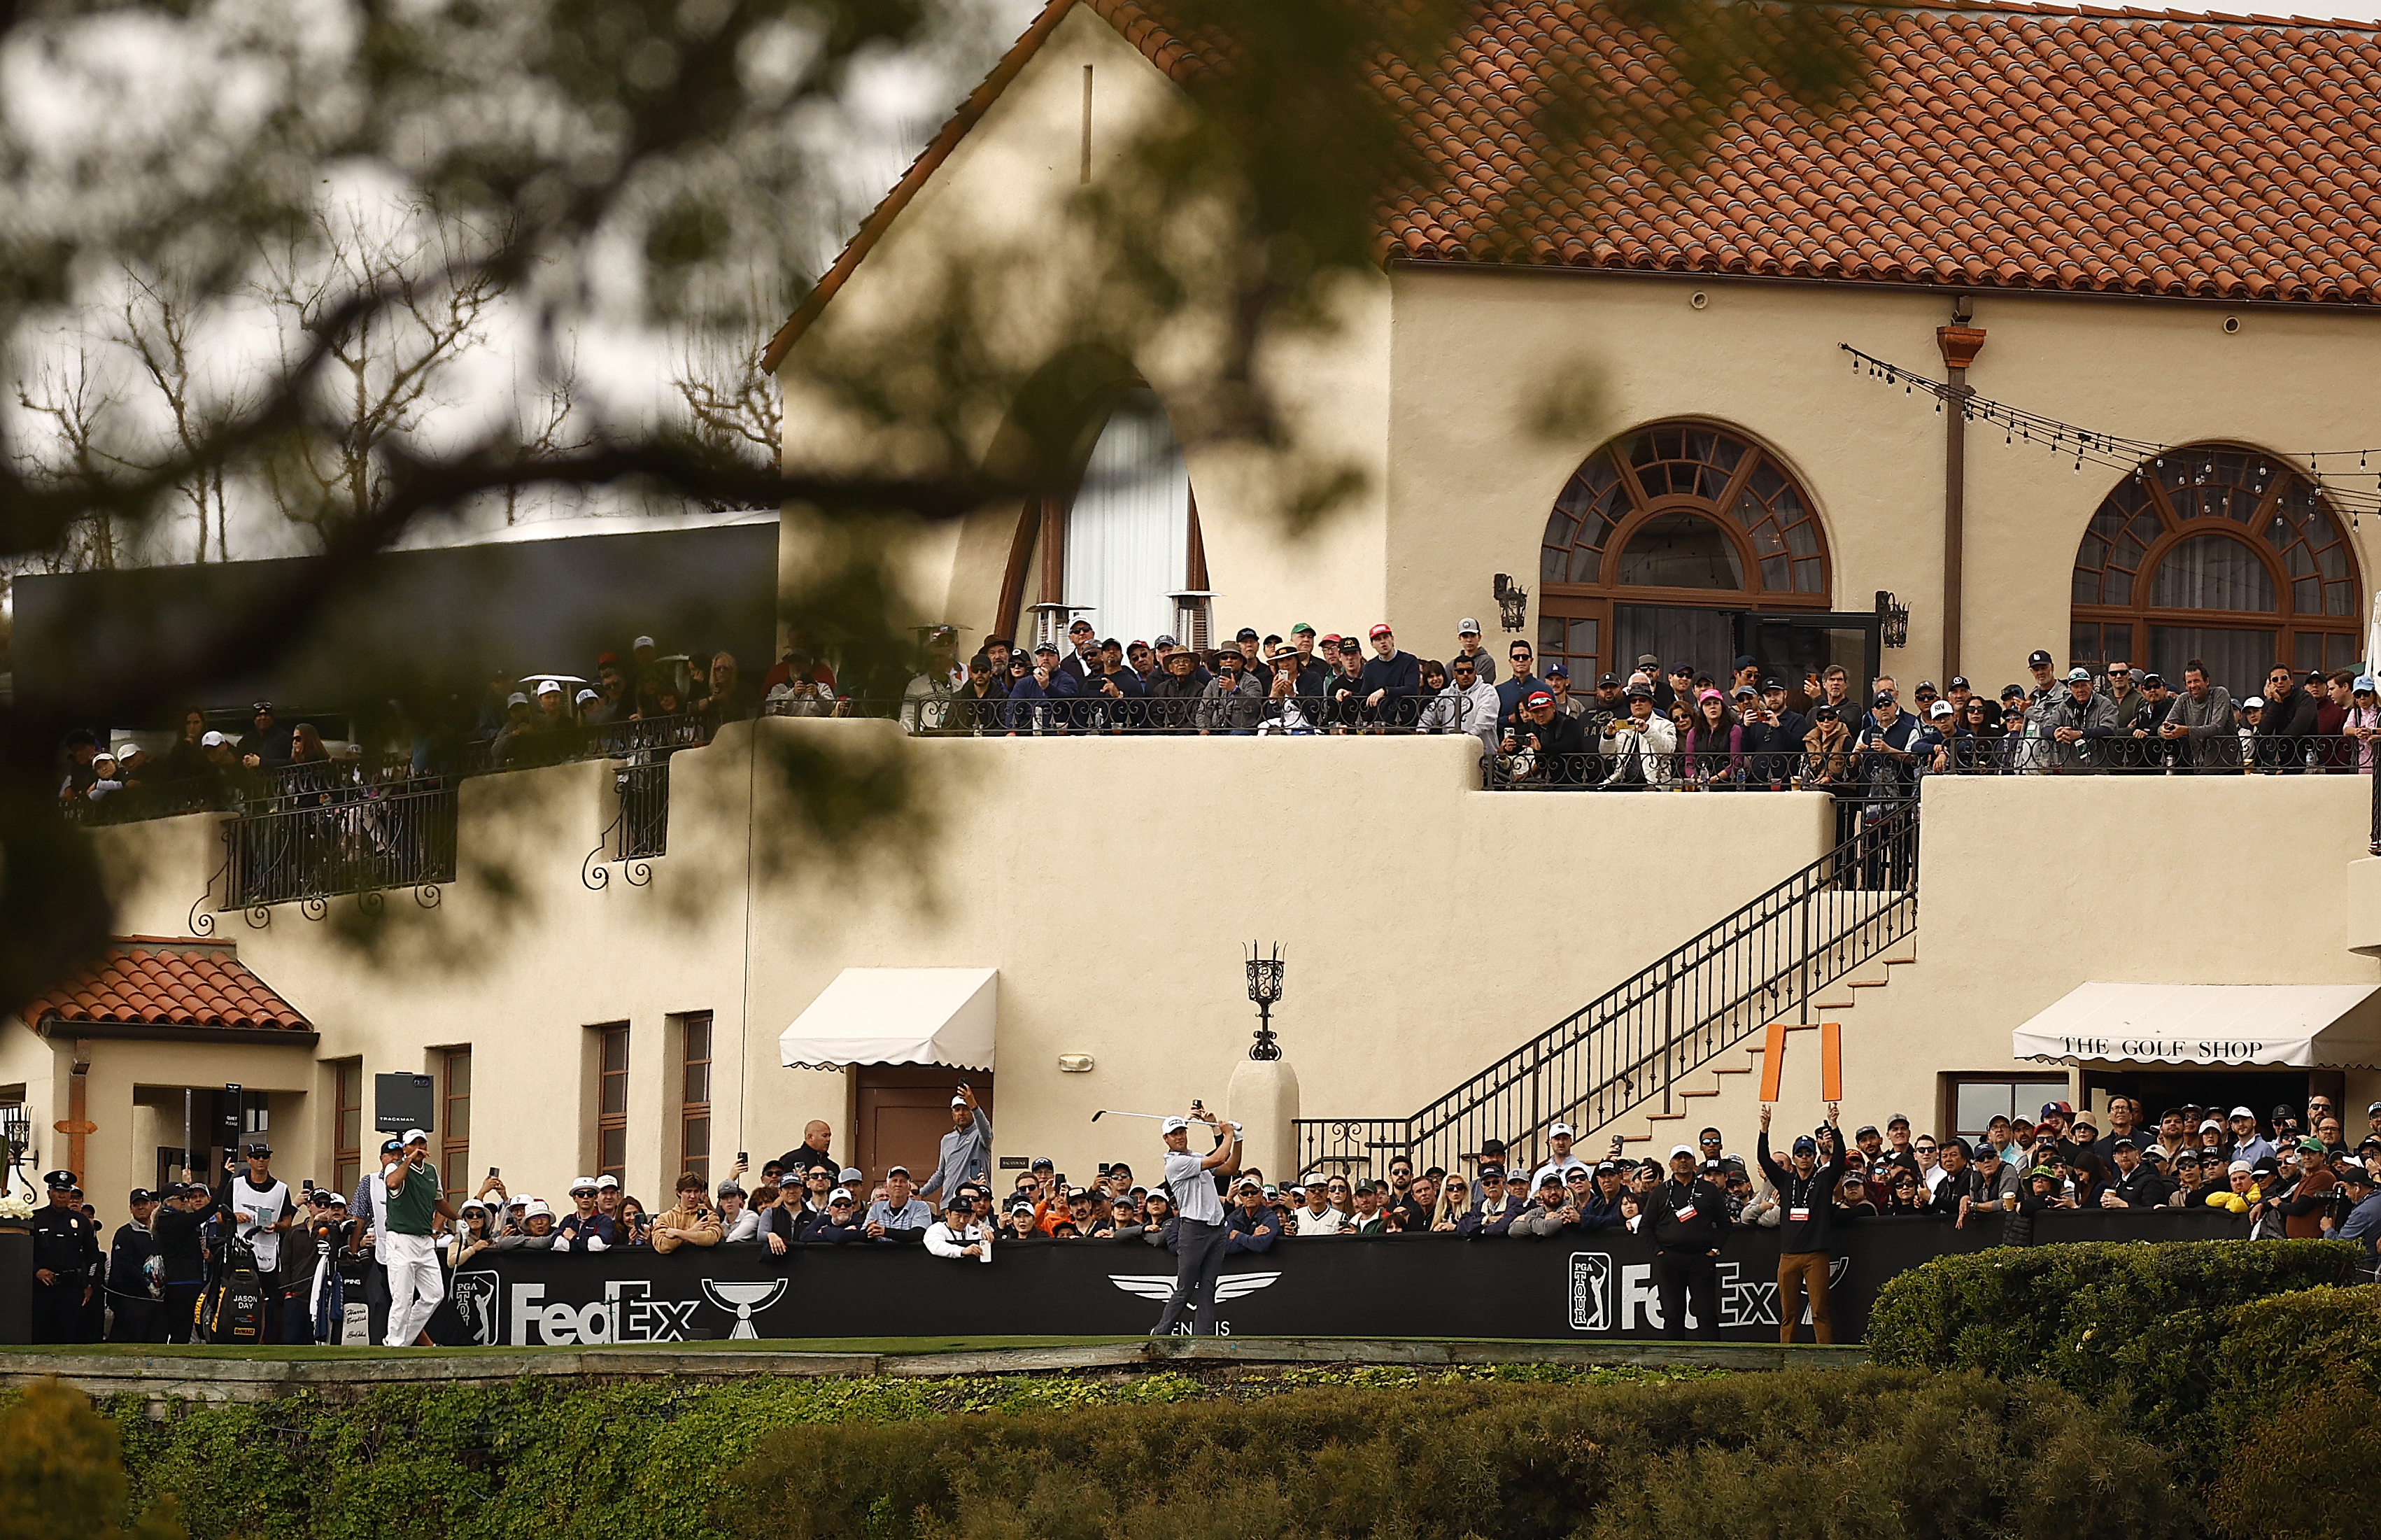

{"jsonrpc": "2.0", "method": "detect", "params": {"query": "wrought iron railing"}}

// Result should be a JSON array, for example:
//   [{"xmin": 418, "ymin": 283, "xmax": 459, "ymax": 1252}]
[
  {"xmin": 222, "ymin": 777, "xmax": 459, "ymax": 911},
  {"xmin": 1292, "ymin": 798, "xmax": 1923, "ymax": 1180}
]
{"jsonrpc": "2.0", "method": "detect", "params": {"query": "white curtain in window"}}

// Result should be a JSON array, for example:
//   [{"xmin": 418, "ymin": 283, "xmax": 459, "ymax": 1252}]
[{"xmin": 1065, "ymin": 389, "xmax": 1189, "ymax": 647}]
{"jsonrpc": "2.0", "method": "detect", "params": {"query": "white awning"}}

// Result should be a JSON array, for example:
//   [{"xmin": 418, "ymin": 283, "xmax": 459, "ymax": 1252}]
[
  {"xmin": 779, "ymin": 968, "xmax": 997, "ymax": 1071},
  {"xmin": 2010, "ymin": 982, "xmax": 2381, "ymax": 1069}
]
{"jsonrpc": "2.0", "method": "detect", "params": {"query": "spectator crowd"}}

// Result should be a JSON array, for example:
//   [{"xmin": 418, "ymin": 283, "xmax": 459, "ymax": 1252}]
[
  {"xmin": 30, "ymin": 1086, "xmax": 2381, "ymax": 1348},
  {"xmin": 57, "ymin": 613, "xmax": 2380, "ymax": 819}
]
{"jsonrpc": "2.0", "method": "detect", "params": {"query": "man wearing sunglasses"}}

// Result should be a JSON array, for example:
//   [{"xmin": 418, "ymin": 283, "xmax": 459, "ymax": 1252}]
[{"xmin": 2254, "ymin": 663, "xmax": 2320, "ymax": 770}]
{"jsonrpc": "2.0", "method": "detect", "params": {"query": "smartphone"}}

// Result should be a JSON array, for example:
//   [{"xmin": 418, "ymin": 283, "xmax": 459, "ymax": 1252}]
[
  {"xmin": 737, "ymin": 1151, "xmax": 749, "ymax": 1165},
  {"xmin": 488, "ymin": 1166, "xmax": 500, "ymax": 1179}
]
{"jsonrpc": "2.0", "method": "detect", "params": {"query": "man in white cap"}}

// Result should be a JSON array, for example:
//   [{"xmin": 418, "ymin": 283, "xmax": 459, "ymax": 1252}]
[
  {"xmin": 1152, "ymin": 1107, "xmax": 1241, "ymax": 1336},
  {"xmin": 1450, "ymin": 619, "xmax": 1497, "ymax": 684},
  {"xmin": 2227, "ymin": 1108, "xmax": 2277, "ymax": 1168},
  {"xmin": 382, "ymin": 1129, "xmax": 459, "ymax": 1346},
  {"xmin": 1531, "ymin": 1123, "xmax": 1585, "ymax": 1192},
  {"xmin": 918, "ymin": 1082, "xmax": 992, "ymax": 1215}
]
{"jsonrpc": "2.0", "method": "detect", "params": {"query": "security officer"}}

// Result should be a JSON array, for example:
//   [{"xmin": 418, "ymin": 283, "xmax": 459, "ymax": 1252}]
[
  {"xmin": 30, "ymin": 1170, "xmax": 101, "ymax": 1343},
  {"xmin": 1643, "ymin": 1144, "xmax": 1731, "ymax": 1339}
]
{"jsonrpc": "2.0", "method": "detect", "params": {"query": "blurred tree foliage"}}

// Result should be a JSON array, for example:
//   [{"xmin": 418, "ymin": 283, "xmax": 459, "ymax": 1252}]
[
  {"xmin": 0, "ymin": 1378, "xmax": 185, "ymax": 1540},
  {"xmin": 0, "ymin": 0, "xmax": 1867, "ymax": 1010}
]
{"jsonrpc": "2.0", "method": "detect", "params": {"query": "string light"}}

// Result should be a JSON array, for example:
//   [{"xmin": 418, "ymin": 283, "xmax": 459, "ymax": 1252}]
[{"xmin": 1839, "ymin": 343, "xmax": 2381, "ymax": 521}]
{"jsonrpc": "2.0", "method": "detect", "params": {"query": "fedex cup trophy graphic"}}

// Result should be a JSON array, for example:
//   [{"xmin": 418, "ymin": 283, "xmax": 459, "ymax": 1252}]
[{"xmin": 700, "ymin": 1278, "xmax": 788, "ymax": 1339}]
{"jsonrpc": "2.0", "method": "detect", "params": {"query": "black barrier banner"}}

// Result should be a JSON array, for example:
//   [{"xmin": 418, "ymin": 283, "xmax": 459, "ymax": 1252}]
[{"xmin": 429, "ymin": 1210, "xmax": 2247, "ymax": 1347}]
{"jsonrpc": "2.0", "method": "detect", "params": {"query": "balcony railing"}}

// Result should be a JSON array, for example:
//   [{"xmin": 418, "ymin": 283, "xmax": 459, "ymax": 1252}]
[{"xmin": 222, "ymin": 777, "xmax": 459, "ymax": 911}]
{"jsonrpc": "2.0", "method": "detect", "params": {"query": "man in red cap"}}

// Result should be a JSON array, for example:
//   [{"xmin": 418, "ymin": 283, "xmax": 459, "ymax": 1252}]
[{"xmin": 1359, "ymin": 624, "xmax": 1421, "ymax": 728}]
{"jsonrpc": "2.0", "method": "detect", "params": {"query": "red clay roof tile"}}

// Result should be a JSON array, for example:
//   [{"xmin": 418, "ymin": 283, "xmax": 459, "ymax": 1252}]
[
  {"xmin": 22, "ymin": 939, "xmax": 309, "ymax": 1034},
  {"xmin": 1092, "ymin": 0, "xmax": 2381, "ymax": 305}
]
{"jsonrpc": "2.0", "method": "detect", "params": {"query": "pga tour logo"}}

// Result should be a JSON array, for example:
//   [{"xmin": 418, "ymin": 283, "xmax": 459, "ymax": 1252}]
[
  {"xmin": 1567, "ymin": 1252, "xmax": 1848, "ymax": 1334},
  {"xmin": 450, "ymin": 1272, "xmax": 787, "ymax": 1345}
]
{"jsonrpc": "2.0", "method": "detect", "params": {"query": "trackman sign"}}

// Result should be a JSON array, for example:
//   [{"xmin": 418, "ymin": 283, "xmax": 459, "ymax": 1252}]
[
  {"xmin": 1567, "ymin": 1252, "xmax": 1849, "ymax": 1333},
  {"xmin": 450, "ymin": 1271, "xmax": 789, "ymax": 1345}
]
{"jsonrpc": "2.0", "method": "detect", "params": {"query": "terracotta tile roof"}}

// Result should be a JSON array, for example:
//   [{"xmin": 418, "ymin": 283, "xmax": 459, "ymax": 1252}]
[
  {"xmin": 1367, "ymin": 1, "xmax": 2381, "ymax": 304},
  {"xmin": 24, "ymin": 937, "xmax": 310, "ymax": 1033},
  {"xmin": 765, "ymin": 0, "xmax": 2381, "ymax": 371}
]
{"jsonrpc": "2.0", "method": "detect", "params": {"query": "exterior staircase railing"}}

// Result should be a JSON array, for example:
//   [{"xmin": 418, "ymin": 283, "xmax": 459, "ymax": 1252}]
[{"xmin": 1293, "ymin": 798, "xmax": 1921, "ymax": 1178}]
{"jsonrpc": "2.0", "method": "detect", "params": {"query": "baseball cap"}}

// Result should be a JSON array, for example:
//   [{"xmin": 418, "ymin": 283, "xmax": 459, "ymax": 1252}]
[
  {"xmin": 1792, "ymin": 1136, "xmax": 1818, "ymax": 1155},
  {"xmin": 1525, "ymin": 690, "xmax": 1554, "ymax": 709},
  {"xmin": 886, "ymin": 1164, "xmax": 910, "ymax": 1178},
  {"xmin": 1538, "ymin": 1171, "xmax": 1564, "ymax": 1189},
  {"xmin": 1974, "ymin": 1143, "xmax": 2003, "ymax": 1160},
  {"xmin": 1733, "ymin": 654, "xmax": 1757, "ymax": 670},
  {"xmin": 1161, "ymin": 1116, "xmax": 1189, "ymax": 1133},
  {"xmin": 1153, "ymin": 633, "xmax": 1178, "ymax": 648},
  {"xmin": 1871, "ymin": 691, "xmax": 1894, "ymax": 707},
  {"xmin": 1457, "ymin": 617, "xmax": 1481, "ymax": 635},
  {"xmin": 1235, "ymin": 626, "xmax": 1259, "ymax": 642},
  {"xmin": 1948, "ymin": 676, "xmax": 1970, "ymax": 689},
  {"xmin": 576, "ymin": 688, "xmax": 599, "ymax": 705},
  {"xmin": 246, "ymin": 1139, "xmax": 272, "ymax": 1156},
  {"xmin": 633, "ymin": 635, "xmax": 656, "ymax": 650},
  {"xmin": 1669, "ymin": 1144, "xmax": 1695, "ymax": 1159},
  {"xmin": 2357, "ymin": 677, "xmax": 2378, "ymax": 695},
  {"xmin": 402, "ymin": 1128, "xmax": 430, "ymax": 1146},
  {"xmin": 838, "ymin": 1166, "xmax": 864, "ymax": 1184},
  {"xmin": 2066, "ymin": 667, "xmax": 2092, "ymax": 682},
  {"xmin": 1368, "ymin": 623, "xmax": 1393, "ymax": 640},
  {"xmin": 505, "ymin": 692, "xmax": 529, "ymax": 708},
  {"xmin": 380, "ymin": 1138, "xmax": 404, "ymax": 1155},
  {"xmin": 2243, "ymin": 695, "xmax": 2266, "ymax": 709},
  {"xmin": 201, "ymin": 730, "xmax": 227, "ymax": 747},
  {"xmin": 2231, "ymin": 1106, "xmax": 2256, "ymax": 1119},
  {"xmin": 2028, "ymin": 649, "xmax": 2054, "ymax": 667},
  {"xmin": 1544, "ymin": 662, "xmax": 1569, "ymax": 678},
  {"xmin": 2299, "ymin": 1136, "xmax": 2329, "ymax": 1154},
  {"xmin": 129, "ymin": 1188, "xmax": 154, "ymax": 1205},
  {"xmin": 950, "ymin": 1096, "xmax": 968, "ymax": 1108},
  {"xmin": 1597, "ymin": 672, "xmax": 1620, "ymax": 688},
  {"xmin": 1928, "ymin": 700, "xmax": 1953, "ymax": 718},
  {"xmin": 2040, "ymin": 1101, "xmax": 2073, "ymax": 1119},
  {"xmin": 1549, "ymin": 1122, "xmax": 1574, "ymax": 1138},
  {"xmin": 595, "ymin": 1175, "xmax": 619, "ymax": 1189},
  {"xmin": 1290, "ymin": 623, "xmax": 1315, "ymax": 636},
  {"xmin": 2228, "ymin": 1159, "xmax": 2254, "ymax": 1175},
  {"xmin": 2343, "ymin": 1166, "xmax": 2378, "ymax": 1187}
]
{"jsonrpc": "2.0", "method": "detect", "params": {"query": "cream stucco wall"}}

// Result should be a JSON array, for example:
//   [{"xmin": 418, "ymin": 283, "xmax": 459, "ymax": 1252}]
[
  {"xmin": 1383, "ymin": 267, "xmax": 2381, "ymax": 689},
  {"xmin": 1644, "ymin": 772, "xmax": 2381, "ymax": 1148},
  {"xmin": 29, "ymin": 727, "xmax": 2381, "ymax": 1215},
  {"xmin": 775, "ymin": 5, "xmax": 1392, "ymax": 649},
  {"xmin": 55, "ymin": 723, "xmax": 1832, "ymax": 1210}
]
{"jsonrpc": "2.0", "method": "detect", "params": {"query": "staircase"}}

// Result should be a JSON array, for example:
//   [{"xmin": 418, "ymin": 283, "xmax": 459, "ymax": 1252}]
[
  {"xmin": 1293, "ymin": 800, "xmax": 1921, "ymax": 1179},
  {"xmin": 1630, "ymin": 949, "xmax": 1921, "ymax": 1152}
]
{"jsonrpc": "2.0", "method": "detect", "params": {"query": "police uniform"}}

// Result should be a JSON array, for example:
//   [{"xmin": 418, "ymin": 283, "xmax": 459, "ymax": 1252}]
[{"xmin": 30, "ymin": 1171, "xmax": 101, "ymax": 1344}]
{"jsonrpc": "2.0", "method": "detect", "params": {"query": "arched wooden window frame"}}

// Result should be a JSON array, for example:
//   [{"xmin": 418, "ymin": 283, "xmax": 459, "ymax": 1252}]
[
  {"xmin": 2069, "ymin": 444, "xmax": 2363, "ymax": 677},
  {"xmin": 1538, "ymin": 420, "xmax": 1834, "ymax": 680},
  {"xmin": 994, "ymin": 385, "xmax": 1206, "ymax": 644}
]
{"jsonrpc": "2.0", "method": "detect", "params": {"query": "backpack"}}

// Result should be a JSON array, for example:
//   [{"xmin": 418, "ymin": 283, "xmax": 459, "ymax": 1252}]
[{"xmin": 204, "ymin": 1236, "xmax": 267, "ymax": 1345}]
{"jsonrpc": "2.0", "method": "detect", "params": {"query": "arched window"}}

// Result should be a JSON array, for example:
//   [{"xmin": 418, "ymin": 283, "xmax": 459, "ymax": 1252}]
[
  {"xmin": 998, "ymin": 387, "xmax": 1205, "ymax": 650},
  {"xmin": 1539, "ymin": 421, "xmax": 1831, "ymax": 681},
  {"xmin": 2070, "ymin": 446, "xmax": 2362, "ymax": 700}
]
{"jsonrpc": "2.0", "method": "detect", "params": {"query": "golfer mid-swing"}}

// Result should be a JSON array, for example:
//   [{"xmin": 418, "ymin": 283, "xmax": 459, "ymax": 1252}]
[{"xmin": 1152, "ymin": 1107, "xmax": 1240, "ymax": 1336}]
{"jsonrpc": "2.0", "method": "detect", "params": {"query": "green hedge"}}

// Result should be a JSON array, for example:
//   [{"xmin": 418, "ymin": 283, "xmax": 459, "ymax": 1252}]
[
  {"xmin": 99, "ymin": 1366, "xmax": 1667, "ymax": 1540},
  {"xmin": 723, "ymin": 1369, "xmax": 2189, "ymax": 1540},
  {"xmin": 1865, "ymin": 1238, "xmax": 2357, "ymax": 1443}
]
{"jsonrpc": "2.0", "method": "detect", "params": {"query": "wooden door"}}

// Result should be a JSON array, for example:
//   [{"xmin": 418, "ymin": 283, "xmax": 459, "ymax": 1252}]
[{"xmin": 853, "ymin": 1066, "xmax": 994, "ymax": 1188}]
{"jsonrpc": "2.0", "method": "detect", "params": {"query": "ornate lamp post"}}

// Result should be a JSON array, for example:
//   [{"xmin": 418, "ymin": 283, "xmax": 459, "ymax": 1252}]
[
  {"xmin": 1493, "ymin": 574, "xmax": 1529, "ymax": 633},
  {"xmin": 1876, "ymin": 589, "xmax": 1909, "ymax": 649},
  {"xmin": 1244, "ymin": 942, "xmax": 1285, "ymax": 1061}
]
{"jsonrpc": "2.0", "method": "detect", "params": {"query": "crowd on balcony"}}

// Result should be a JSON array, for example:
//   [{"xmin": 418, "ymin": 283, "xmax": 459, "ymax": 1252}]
[
  {"xmin": 56, "ymin": 612, "xmax": 2380, "ymax": 824},
  {"xmin": 868, "ymin": 620, "xmax": 2380, "ymax": 789},
  {"xmin": 50, "ymin": 632, "xmax": 783, "ymax": 824}
]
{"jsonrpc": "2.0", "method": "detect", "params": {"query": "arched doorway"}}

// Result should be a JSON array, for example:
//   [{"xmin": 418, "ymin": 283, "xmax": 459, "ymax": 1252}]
[
  {"xmin": 997, "ymin": 387, "xmax": 1208, "ymax": 651},
  {"xmin": 2070, "ymin": 446, "xmax": 2363, "ymax": 700},
  {"xmin": 1540, "ymin": 421, "xmax": 1856, "ymax": 687}
]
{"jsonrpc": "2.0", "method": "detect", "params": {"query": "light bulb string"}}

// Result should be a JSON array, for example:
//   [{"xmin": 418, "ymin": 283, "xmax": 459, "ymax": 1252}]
[{"xmin": 1839, "ymin": 343, "xmax": 2378, "ymax": 524}]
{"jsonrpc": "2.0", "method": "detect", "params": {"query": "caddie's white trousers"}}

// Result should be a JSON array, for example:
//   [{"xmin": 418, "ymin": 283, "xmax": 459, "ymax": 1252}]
[{"xmin": 383, "ymin": 1231, "xmax": 444, "ymax": 1346}]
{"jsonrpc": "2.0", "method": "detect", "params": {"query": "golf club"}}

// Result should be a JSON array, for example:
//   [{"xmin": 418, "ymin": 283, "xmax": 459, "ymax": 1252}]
[{"xmin": 1091, "ymin": 1109, "xmax": 1243, "ymax": 1131}]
